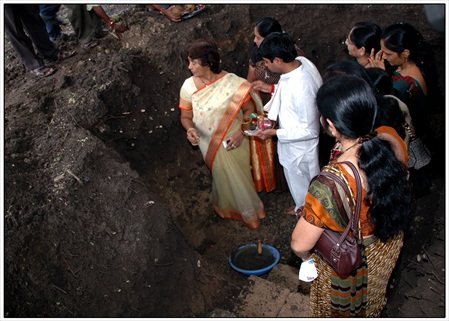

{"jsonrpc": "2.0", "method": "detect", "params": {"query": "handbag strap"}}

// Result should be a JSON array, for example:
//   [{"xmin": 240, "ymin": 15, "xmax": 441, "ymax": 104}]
[
  {"xmin": 319, "ymin": 171, "xmax": 353, "ymax": 224},
  {"xmin": 319, "ymin": 161, "xmax": 363, "ymax": 242},
  {"xmin": 340, "ymin": 161, "xmax": 363, "ymax": 237}
]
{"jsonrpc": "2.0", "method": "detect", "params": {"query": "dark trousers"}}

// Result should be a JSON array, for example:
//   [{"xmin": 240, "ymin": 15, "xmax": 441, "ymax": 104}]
[{"xmin": 4, "ymin": 4, "xmax": 57, "ymax": 70}]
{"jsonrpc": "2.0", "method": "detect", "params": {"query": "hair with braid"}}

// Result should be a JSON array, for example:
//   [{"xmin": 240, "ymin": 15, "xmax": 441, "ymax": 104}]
[{"xmin": 316, "ymin": 75, "xmax": 413, "ymax": 241}]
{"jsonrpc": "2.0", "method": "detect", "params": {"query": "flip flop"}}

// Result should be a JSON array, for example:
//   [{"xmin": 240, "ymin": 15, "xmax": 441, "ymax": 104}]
[
  {"xmin": 57, "ymin": 50, "xmax": 76, "ymax": 60},
  {"xmin": 81, "ymin": 40, "xmax": 99, "ymax": 51},
  {"xmin": 30, "ymin": 66, "xmax": 57, "ymax": 78},
  {"xmin": 45, "ymin": 50, "xmax": 77, "ymax": 65},
  {"xmin": 181, "ymin": 4, "xmax": 206, "ymax": 21}
]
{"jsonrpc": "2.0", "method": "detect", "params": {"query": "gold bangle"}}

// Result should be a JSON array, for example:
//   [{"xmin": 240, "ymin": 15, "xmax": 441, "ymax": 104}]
[{"xmin": 187, "ymin": 128, "xmax": 197, "ymax": 134}]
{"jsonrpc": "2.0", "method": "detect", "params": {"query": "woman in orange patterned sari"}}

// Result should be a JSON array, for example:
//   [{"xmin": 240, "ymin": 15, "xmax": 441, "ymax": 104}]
[
  {"xmin": 291, "ymin": 75, "xmax": 413, "ymax": 316},
  {"xmin": 179, "ymin": 39, "xmax": 266, "ymax": 230}
]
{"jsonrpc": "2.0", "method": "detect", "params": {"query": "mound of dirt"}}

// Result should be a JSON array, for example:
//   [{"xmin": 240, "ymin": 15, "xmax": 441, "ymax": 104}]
[{"xmin": 3, "ymin": 4, "xmax": 445, "ymax": 318}]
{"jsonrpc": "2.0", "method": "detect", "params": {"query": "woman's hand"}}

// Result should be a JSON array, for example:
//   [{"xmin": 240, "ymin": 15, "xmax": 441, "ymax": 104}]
[
  {"xmin": 225, "ymin": 131, "xmax": 244, "ymax": 151},
  {"xmin": 367, "ymin": 48, "xmax": 386, "ymax": 69},
  {"xmin": 187, "ymin": 128, "xmax": 200, "ymax": 146},
  {"xmin": 251, "ymin": 80, "xmax": 272, "ymax": 93}
]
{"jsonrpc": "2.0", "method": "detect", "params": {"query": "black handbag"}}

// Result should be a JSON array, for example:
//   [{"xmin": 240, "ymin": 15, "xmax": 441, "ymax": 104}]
[
  {"xmin": 405, "ymin": 124, "xmax": 431, "ymax": 170},
  {"xmin": 313, "ymin": 161, "xmax": 364, "ymax": 276}
]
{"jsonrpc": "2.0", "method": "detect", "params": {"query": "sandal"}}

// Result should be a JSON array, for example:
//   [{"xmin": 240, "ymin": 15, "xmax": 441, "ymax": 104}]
[
  {"xmin": 81, "ymin": 40, "xmax": 99, "ymax": 51},
  {"xmin": 285, "ymin": 205, "xmax": 303, "ymax": 222},
  {"xmin": 285, "ymin": 205, "xmax": 297, "ymax": 216},
  {"xmin": 30, "ymin": 66, "xmax": 57, "ymax": 78},
  {"xmin": 44, "ymin": 50, "xmax": 76, "ymax": 65},
  {"xmin": 57, "ymin": 50, "xmax": 76, "ymax": 60}
]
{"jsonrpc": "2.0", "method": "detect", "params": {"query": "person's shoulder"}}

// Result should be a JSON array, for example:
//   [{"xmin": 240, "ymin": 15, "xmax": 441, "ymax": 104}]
[
  {"xmin": 182, "ymin": 76, "xmax": 194, "ymax": 84},
  {"xmin": 181, "ymin": 76, "xmax": 196, "ymax": 92},
  {"xmin": 224, "ymin": 72, "xmax": 242, "ymax": 81},
  {"xmin": 297, "ymin": 56, "xmax": 319, "ymax": 69}
]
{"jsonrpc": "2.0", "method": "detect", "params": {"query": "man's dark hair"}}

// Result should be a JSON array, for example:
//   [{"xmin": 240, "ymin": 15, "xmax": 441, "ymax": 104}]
[{"xmin": 258, "ymin": 32, "xmax": 297, "ymax": 63}]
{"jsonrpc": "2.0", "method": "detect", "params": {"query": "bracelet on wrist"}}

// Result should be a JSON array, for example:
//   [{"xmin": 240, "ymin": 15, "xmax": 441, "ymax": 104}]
[{"xmin": 187, "ymin": 128, "xmax": 197, "ymax": 134}]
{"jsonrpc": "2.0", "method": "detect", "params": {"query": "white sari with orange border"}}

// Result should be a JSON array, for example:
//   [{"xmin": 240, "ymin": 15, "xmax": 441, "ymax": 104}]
[{"xmin": 180, "ymin": 73, "xmax": 266, "ymax": 229}]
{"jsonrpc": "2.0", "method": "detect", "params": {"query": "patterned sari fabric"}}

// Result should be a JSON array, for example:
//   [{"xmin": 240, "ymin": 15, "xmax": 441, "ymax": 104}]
[
  {"xmin": 303, "ymin": 163, "xmax": 404, "ymax": 317},
  {"xmin": 180, "ymin": 73, "xmax": 266, "ymax": 229},
  {"xmin": 248, "ymin": 58, "xmax": 278, "ymax": 193},
  {"xmin": 392, "ymin": 72, "xmax": 426, "ymax": 136}
]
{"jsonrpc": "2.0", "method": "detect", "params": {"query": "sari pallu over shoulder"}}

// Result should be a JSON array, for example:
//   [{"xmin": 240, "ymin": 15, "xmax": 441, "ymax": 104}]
[
  {"xmin": 204, "ymin": 79, "xmax": 252, "ymax": 170},
  {"xmin": 304, "ymin": 164, "xmax": 368, "ymax": 317}
]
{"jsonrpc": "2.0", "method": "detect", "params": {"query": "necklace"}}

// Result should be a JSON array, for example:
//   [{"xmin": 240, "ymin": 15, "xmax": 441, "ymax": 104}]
[
  {"xmin": 338, "ymin": 141, "xmax": 359, "ymax": 157},
  {"xmin": 199, "ymin": 74, "xmax": 217, "ymax": 86},
  {"xmin": 199, "ymin": 76, "xmax": 208, "ymax": 85}
]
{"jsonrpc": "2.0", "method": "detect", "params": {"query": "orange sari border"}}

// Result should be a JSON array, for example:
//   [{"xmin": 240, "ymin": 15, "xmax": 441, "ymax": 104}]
[
  {"xmin": 178, "ymin": 105, "xmax": 192, "ymax": 111},
  {"xmin": 204, "ymin": 81, "xmax": 252, "ymax": 170},
  {"xmin": 212, "ymin": 202, "xmax": 266, "ymax": 230}
]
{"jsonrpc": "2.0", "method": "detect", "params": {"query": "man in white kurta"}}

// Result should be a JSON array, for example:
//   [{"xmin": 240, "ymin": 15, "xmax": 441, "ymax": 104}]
[{"xmin": 254, "ymin": 33, "xmax": 322, "ymax": 212}]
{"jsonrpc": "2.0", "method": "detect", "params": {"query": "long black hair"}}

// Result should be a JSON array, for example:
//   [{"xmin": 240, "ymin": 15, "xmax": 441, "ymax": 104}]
[
  {"xmin": 349, "ymin": 22, "xmax": 382, "ymax": 53},
  {"xmin": 323, "ymin": 60, "xmax": 374, "ymax": 88},
  {"xmin": 382, "ymin": 22, "xmax": 440, "ymax": 104},
  {"xmin": 250, "ymin": 17, "xmax": 283, "ymax": 63},
  {"xmin": 316, "ymin": 75, "xmax": 413, "ymax": 241}
]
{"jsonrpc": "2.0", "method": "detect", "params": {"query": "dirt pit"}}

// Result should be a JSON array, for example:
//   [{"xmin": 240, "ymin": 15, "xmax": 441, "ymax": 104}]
[{"xmin": 3, "ymin": 4, "xmax": 445, "ymax": 318}]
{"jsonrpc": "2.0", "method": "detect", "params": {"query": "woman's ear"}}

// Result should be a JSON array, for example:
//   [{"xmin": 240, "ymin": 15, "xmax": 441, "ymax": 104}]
[
  {"xmin": 401, "ymin": 49, "xmax": 411, "ymax": 60},
  {"xmin": 360, "ymin": 46, "xmax": 366, "ymax": 57},
  {"xmin": 327, "ymin": 119, "xmax": 338, "ymax": 137}
]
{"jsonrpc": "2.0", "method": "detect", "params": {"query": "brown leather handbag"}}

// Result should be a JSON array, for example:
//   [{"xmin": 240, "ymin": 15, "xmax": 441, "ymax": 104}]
[{"xmin": 313, "ymin": 161, "xmax": 364, "ymax": 276}]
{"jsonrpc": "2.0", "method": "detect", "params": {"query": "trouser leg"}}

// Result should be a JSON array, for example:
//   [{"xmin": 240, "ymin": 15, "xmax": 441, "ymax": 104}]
[
  {"xmin": 283, "ymin": 166, "xmax": 309, "ymax": 211},
  {"xmin": 39, "ymin": 4, "xmax": 62, "ymax": 41},
  {"xmin": 88, "ymin": 9, "xmax": 105, "ymax": 37},
  {"xmin": 4, "ymin": 4, "xmax": 42, "ymax": 70},
  {"xmin": 19, "ymin": 5, "xmax": 58, "ymax": 59},
  {"xmin": 65, "ymin": 4, "xmax": 95, "ymax": 44}
]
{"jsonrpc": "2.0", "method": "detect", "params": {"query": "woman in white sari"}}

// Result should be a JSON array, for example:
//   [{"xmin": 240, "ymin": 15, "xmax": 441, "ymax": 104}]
[{"xmin": 179, "ymin": 39, "xmax": 266, "ymax": 230}]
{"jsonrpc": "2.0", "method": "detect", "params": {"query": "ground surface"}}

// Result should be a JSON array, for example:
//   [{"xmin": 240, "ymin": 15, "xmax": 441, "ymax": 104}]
[{"xmin": 3, "ymin": 4, "xmax": 446, "ymax": 318}]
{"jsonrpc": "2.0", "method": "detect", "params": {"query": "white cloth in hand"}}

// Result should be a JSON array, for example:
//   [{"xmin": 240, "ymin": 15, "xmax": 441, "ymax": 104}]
[{"xmin": 298, "ymin": 257, "xmax": 318, "ymax": 282}]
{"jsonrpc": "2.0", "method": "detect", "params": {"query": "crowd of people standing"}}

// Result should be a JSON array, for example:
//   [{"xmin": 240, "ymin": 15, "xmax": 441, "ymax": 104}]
[{"xmin": 178, "ymin": 15, "xmax": 441, "ymax": 317}]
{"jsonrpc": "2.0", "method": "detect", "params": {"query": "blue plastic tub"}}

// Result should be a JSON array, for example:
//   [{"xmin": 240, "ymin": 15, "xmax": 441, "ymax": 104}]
[{"xmin": 229, "ymin": 243, "xmax": 280, "ymax": 276}]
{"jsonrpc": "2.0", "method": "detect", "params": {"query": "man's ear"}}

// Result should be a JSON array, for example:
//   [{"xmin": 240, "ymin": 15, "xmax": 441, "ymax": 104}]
[{"xmin": 273, "ymin": 57, "xmax": 283, "ymax": 65}]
